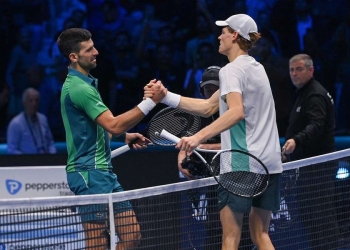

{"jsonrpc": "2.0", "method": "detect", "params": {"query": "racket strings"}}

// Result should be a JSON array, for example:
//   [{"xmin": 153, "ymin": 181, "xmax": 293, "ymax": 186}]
[
  {"xmin": 147, "ymin": 108, "xmax": 201, "ymax": 146},
  {"xmin": 211, "ymin": 151, "xmax": 269, "ymax": 197}
]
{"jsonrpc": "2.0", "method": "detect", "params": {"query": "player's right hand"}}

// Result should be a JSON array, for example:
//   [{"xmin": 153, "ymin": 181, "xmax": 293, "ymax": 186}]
[
  {"xmin": 143, "ymin": 79, "xmax": 156, "ymax": 99},
  {"xmin": 144, "ymin": 80, "xmax": 167, "ymax": 103}
]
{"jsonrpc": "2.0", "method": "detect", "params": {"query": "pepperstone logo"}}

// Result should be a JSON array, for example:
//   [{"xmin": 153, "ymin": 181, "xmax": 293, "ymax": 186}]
[{"xmin": 6, "ymin": 179, "xmax": 22, "ymax": 195}]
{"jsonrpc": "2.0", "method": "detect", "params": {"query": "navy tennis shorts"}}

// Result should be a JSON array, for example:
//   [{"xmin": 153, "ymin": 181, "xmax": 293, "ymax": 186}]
[
  {"xmin": 217, "ymin": 173, "xmax": 281, "ymax": 213},
  {"xmin": 67, "ymin": 169, "xmax": 132, "ymax": 222}
]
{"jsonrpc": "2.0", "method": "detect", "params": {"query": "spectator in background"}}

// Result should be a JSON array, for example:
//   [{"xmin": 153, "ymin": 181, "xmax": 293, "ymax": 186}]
[
  {"xmin": 89, "ymin": 0, "xmax": 128, "ymax": 49},
  {"xmin": 183, "ymin": 42, "xmax": 220, "ymax": 98},
  {"xmin": 6, "ymin": 26, "xmax": 38, "ymax": 119},
  {"xmin": 47, "ymin": 0, "xmax": 87, "ymax": 38},
  {"xmin": 208, "ymin": 0, "xmax": 247, "ymax": 22},
  {"xmin": 143, "ymin": 43, "xmax": 185, "ymax": 95},
  {"xmin": 57, "ymin": 9, "xmax": 87, "ymax": 32},
  {"xmin": 185, "ymin": 11, "xmax": 217, "ymax": 68},
  {"xmin": 107, "ymin": 30, "xmax": 140, "ymax": 115},
  {"xmin": 24, "ymin": 64, "xmax": 66, "ymax": 142},
  {"xmin": 7, "ymin": 88, "xmax": 56, "ymax": 154},
  {"xmin": 0, "ymin": 82, "xmax": 10, "ymax": 143},
  {"xmin": 271, "ymin": 0, "xmax": 321, "ymax": 59},
  {"xmin": 282, "ymin": 54, "xmax": 340, "ymax": 250},
  {"xmin": 134, "ymin": 3, "xmax": 167, "ymax": 66},
  {"xmin": 256, "ymin": 10, "xmax": 281, "ymax": 56},
  {"xmin": 330, "ymin": 9, "xmax": 350, "ymax": 133},
  {"xmin": 25, "ymin": 64, "xmax": 47, "ymax": 90},
  {"xmin": 157, "ymin": 24, "xmax": 186, "ymax": 68}
]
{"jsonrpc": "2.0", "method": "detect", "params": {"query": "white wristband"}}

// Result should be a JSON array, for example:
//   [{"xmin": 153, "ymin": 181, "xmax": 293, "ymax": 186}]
[
  {"xmin": 161, "ymin": 91, "xmax": 181, "ymax": 108},
  {"xmin": 137, "ymin": 98, "xmax": 156, "ymax": 115}
]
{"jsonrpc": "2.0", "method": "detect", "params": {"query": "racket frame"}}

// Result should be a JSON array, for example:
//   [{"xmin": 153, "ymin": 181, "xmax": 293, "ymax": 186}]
[
  {"xmin": 160, "ymin": 129, "xmax": 270, "ymax": 197},
  {"xmin": 146, "ymin": 107, "xmax": 201, "ymax": 146}
]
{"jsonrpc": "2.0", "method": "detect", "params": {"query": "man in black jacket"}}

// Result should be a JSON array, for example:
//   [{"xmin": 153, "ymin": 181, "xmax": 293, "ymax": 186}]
[
  {"xmin": 282, "ymin": 54, "xmax": 340, "ymax": 250},
  {"xmin": 282, "ymin": 54, "xmax": 335, "ymax": 159}
]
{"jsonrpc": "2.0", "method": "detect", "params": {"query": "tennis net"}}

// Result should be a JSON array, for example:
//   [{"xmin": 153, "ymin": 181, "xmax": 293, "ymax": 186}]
[{"xmin": 0, "ymin": 149, "xmax": 350, "ymax": 249}]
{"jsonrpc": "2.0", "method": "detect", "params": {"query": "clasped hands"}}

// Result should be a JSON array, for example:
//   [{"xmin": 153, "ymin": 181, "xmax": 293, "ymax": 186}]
[{"xmin": 144, "ymin": 79, "xmax": 167, "ymax": 102}]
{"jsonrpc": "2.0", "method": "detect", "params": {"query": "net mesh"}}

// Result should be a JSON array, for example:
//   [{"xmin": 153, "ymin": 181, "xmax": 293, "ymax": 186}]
[{"xmin": 1, "ymin": 149, "xmax": 350, "ymax": 250}]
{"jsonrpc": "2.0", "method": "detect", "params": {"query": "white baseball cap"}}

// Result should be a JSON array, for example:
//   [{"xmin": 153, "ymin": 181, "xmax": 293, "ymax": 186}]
[{"xmin": 215, "ymin": 14, "xmax": 258, "ymax": 41}]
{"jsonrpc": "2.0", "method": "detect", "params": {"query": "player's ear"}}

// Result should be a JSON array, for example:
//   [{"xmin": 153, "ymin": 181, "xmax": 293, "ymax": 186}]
[{"xmin": 69, "ymin": 52, "xmax": 78, "ymax": 62}]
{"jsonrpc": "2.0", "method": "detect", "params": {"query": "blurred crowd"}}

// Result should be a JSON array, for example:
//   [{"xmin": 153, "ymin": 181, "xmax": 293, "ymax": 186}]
[{"xmin": 1, "ymin": 0, "xmax": 350, "ymax": 144}]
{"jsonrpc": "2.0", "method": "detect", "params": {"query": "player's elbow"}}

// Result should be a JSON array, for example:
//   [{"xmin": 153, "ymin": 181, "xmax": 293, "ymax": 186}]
[
  {"xmin": 102, "ymin": 120, "xmax": 126, "ymax": 136},
  {"xmin": 237, "ymin": 112, "xmax": 244, "ymax": 121},
  {"xmin": 234, "ymin": 106, "xmax": 245, "ymax": 120},
  {"xmin": 109, "ymin": 125, "xmax": 126, "ymax": 136},
  {"xmin": 202, "ymin": 103, "xmax": 219, "ymax": 118}
]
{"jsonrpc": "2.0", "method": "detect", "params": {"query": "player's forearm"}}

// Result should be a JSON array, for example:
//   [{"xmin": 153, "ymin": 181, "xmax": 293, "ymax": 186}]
[
  {"xmin": 99, "ymin": 97, "xmax": 157, "ymax": 135},
  {"xmin": 177, "ymin": 96, "xmax": 218, "ymax": 118},
  {"xmin": 196, "ymin": 108, "xmax": 243, "ymax": 143},
  {"xmin": 158, "ymin": 88, "xmax": 219, "ymax": 117},
  {"xmin": 97, "ymin": 108, "xmax": 144, "ymax": 136},
  {"xmin": 111, "ymin": 108, "xmax": 145, "ymax": 135}
]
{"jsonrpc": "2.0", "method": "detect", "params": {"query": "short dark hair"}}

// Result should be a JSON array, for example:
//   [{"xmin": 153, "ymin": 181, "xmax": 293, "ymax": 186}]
[{"xmin": 57, "ymin": 28, "xmax": 92, "ymax": 60}]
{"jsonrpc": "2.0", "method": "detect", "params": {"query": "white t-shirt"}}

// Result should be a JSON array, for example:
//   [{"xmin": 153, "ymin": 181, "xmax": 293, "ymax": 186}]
[{"xmin": 219, "ymin": 55, "xmax": 282, "ymax": 174}]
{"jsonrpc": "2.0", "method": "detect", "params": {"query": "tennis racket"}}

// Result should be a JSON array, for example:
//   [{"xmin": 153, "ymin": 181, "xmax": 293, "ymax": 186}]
[
  {"xmin": 146, "ymin": 107, "xmax": 204, "ymax": 215},
  {"xmin": 111, "ymin": 107, "xmax": 200, "ymax": 158},
  {"xmin": 159, "ymin": 129, "xmax": 269, "ymax": 198},
  {"xmin": 146, "ymin": 107, "xmax": 201, "ymax": 146},
  {"xmin": 111, "ymin": 144, "xmax": 132, "ymax": 158},
  {"xmin": 110, "ymin": 140, "xmax": 152, "ymax": 159}
]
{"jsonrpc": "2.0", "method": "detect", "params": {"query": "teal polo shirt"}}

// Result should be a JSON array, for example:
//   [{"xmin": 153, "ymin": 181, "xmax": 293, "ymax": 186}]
[{"xmin": 61, "ymin": 68, "xmax": 124, "ymax": 172}]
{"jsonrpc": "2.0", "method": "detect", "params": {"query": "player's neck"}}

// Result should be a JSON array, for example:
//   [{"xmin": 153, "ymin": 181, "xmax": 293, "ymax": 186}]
[
  {"xmin": 69, "ymin": 63, "xmax": 90, "ymax": 76},
  {"xmin": 227, "ymin": 48, "xmax": 247, "ymax": 62}
]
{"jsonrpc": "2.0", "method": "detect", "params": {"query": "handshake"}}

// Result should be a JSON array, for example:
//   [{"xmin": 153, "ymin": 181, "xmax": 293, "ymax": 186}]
[{"xmin": 143, "ymin": 79, "xmax": 181, "ymax": 108}]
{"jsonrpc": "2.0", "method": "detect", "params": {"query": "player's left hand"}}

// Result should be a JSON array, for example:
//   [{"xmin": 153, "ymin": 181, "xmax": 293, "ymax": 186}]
[{"xmin": 282, "ymin": 139, "xmax": 296, "ymax": 155}]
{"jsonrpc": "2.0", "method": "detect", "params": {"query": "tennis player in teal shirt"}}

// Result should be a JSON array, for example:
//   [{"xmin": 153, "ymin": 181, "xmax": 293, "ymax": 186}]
[{"xmin": 57, "ymin": 28, "xmax": 165, "ymax": 249}]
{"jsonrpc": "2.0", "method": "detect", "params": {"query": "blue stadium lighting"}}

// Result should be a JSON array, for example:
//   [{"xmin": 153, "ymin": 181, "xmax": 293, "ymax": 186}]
[{"xmin": 336, "ymin": 167, "xmax": 350, "ymax": 179}]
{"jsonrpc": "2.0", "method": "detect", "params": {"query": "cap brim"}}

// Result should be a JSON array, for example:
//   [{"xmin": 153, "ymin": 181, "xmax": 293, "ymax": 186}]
[
  {"xmin": 215, "ymin": 20, "xmax": 228, "ymax": 26},
  {"xmin": 200, "ymin": 80, "xmax": 220, "ymax": 88}
]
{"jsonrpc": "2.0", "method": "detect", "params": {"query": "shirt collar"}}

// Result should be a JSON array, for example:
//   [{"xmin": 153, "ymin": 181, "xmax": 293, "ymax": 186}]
[
  {"xmin": 67, "ymin": 67, "xmax": 99, "ymax": 88},
  {"xmin": 296, "ymin": 77, "xmax": 313, "ymax": 94}
]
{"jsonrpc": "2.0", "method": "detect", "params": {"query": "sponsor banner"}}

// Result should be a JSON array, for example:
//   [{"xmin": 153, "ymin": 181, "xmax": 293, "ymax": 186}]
[{"xmin": 0, "ymin": 166, "xmax": 73, "ymax": 199}]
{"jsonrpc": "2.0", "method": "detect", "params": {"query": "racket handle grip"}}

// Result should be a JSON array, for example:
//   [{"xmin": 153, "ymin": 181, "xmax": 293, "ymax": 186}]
[
  {"xmin": 160, "ymin": 129, "xmax": 180, "ymax": 143},
  {"xmin": 111, "ymin": 145, "xmax": 131, "ymax": 158}
]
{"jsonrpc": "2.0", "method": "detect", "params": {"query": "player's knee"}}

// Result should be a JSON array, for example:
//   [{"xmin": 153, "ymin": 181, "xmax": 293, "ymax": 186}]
[
  {"xmin": 119, "ymin": 230, "xmax": 141, "ymax": 249},
  {"xmin": 251, "ymin": 232, "xmax": 274, "ymax": 250},
  {"xmin": 130, "ymin": 230, "xmax": 141, "ymax": 247}
]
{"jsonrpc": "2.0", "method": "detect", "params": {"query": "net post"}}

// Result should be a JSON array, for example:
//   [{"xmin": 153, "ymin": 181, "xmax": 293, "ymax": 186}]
[{"xmin": 108, "ymin": 194, "xmax": 116, "ymax": 248}]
